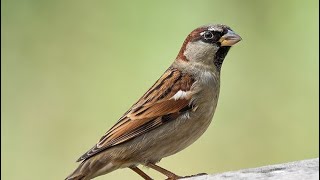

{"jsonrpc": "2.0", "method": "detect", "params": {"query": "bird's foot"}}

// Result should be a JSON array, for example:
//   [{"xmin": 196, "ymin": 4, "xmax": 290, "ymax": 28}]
[
  {"xmin": 165, "ymin": 175, "xmax": 182, "ymax": 180},
  {"xmin": 178, "ymin": 173, "xmax": 207, "ymax": 179}
]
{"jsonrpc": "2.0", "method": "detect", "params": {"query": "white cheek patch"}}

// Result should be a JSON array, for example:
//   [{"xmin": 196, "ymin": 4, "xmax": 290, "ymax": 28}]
[{"xmin": 171, "ymin": 90, "xmax": 188, "ymax": 100}]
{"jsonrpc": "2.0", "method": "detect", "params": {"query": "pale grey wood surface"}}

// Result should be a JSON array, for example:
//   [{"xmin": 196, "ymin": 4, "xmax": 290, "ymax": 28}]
[{"xmin": 184, "ymin": 158, "xmax": 319, "ymax": 180}]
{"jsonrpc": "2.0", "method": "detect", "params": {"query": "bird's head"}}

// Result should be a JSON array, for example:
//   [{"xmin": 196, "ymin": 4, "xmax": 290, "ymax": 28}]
[{"xmin": 176, "ymin": 24, "xmax": 241, "ymax": 70}]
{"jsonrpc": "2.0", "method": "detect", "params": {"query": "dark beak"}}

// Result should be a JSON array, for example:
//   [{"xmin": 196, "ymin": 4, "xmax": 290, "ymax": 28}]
[{"xmin": 219, "ymin": 30, "xmax": 242, "ymax": 46}]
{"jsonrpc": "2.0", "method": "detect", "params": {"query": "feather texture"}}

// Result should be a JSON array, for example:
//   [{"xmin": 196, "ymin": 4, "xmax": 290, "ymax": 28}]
[{"xmin": 77, "ymin": 67, "xmax": 194, "ymax": 162}]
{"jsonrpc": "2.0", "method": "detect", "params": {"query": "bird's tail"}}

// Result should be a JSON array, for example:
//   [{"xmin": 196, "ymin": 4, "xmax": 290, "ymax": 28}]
[
  {"xmin": 65, "ymin": 161, "xmax": 90, "ymax": 180},
  {"xmin": 65, "ymin": 173, "xmax": 85, "ymax": 180},
  {"xmin": 66, "ymin": 157, "xmax": 116, "ymax": 180}
]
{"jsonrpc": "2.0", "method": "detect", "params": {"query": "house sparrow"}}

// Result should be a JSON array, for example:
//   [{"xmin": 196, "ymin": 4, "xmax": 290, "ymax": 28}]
[{"xmin": 66, "ymin": 24, "xmax": 241, "ymax": 180}]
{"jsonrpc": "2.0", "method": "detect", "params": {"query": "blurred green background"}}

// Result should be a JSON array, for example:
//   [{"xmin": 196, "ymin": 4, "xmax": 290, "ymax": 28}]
[{"xmin": 1, "ymin": 0, "xmax": 319, "ymax": 180}]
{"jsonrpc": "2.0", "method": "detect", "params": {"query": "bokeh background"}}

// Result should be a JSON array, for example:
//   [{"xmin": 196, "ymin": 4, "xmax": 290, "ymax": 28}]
[{"xmin": 1, "ymin": 0, "xmax": 319, "ymax": 180}]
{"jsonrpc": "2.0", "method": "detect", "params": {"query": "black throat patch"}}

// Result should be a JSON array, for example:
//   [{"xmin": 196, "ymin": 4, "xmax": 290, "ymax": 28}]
[{"xmin": 214, "ymin": 46, "xmax": 231, "ymax": 71}]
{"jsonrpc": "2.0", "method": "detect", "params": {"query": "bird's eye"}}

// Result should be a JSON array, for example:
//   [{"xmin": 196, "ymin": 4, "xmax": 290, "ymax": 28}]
[{"xmin": 203, "ymin": 31, "xmax": 214, "ymax": 40}]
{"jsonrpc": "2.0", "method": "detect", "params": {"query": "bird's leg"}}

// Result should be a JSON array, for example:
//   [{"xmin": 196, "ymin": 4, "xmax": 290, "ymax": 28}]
[
  {"xmin": 146, "ymin": 163, "xmax": 181, "ymax": 180},
  {"xmin": 129, "ymin": 166, "xmax": 153, "ymax": 180}
]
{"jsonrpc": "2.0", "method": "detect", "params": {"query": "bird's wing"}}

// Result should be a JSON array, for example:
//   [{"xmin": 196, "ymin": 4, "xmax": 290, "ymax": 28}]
[{"xmin": 77, "ymin": 67, "xmax": 195, "ymax": 162}]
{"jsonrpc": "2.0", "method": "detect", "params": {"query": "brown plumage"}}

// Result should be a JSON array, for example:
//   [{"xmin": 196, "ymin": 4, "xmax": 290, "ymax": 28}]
[
  {"xmin": 66, "ymin": 24, "xmax": 241, "ymax": 180},
  {"xmin": 77, "ymin": 68, "xmax": 194, "ymax": 162}
]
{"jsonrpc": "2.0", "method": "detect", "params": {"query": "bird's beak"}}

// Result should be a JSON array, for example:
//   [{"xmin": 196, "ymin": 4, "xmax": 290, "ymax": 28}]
[{"xmin": 219, "ymin": 30, "xmax": 242, "ymax": 46}]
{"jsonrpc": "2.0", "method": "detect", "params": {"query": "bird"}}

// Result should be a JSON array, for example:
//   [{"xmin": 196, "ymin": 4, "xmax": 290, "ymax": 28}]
[{"xmin": 66, "ymin": 24, "xmax": 241, "ymax": 180}]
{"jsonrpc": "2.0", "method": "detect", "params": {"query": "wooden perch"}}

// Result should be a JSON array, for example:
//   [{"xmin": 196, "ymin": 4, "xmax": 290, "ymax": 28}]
[{"xmin": 184, "ymin": 158, "xmax": 319, "ymax": 180}]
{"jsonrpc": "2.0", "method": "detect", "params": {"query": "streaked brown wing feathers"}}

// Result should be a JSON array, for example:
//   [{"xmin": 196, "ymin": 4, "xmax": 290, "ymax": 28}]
[{"xmin": 77, "ymin": 68, "xmax": 194, "ymax": 162}]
